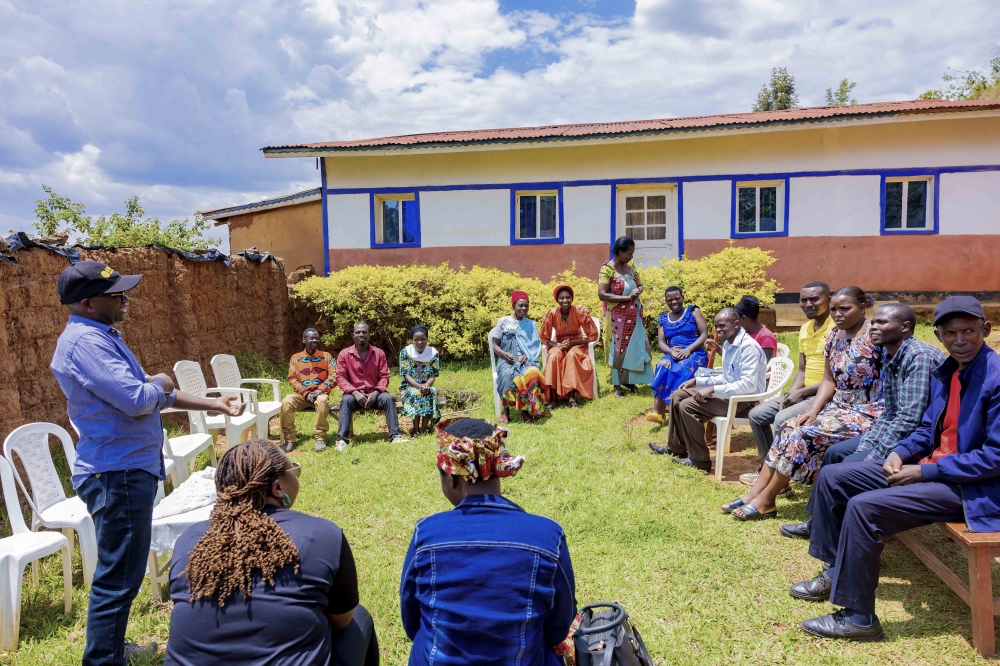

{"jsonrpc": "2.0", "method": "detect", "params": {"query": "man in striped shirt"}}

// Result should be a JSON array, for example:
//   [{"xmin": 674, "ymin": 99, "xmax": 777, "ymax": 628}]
[{"xmin": 280, "ymin": 328, "xmax": 336, "ymax": 452}]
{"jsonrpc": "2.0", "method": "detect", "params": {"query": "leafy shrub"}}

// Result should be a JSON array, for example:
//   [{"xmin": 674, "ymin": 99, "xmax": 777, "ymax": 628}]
[
  {"xmin": 293, "ymin": 262, "xmax": 602, "ymax": 360},
  {"xmin": 640, "ymin": 242, "xmax": 781, "ymax": 331}
]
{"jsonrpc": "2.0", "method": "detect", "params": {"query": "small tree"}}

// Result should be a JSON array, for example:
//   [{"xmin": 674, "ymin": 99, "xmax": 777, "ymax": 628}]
[
  {"xmin": 33, "ymin": 185, "xmax": 89, "ymax": 237},
  {"xmin": 921, "ymin": 55, "xmax": 1000, "ymax": 101},
  {"xmin": 752, "ymin": 67, "xmax": 799, "ymax": 111},
  {"xmin": 825, "ymin": 78, "xmax": 857, "ymax": 106}
]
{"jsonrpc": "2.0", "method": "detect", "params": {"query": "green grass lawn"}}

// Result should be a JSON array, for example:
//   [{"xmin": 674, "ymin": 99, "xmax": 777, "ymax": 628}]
[{"xmin": 6, "ymin": 331, "xmax": 1000, "ymax": 665}]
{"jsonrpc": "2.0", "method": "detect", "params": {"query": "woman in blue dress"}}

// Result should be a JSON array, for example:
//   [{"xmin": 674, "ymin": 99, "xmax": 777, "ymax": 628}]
[{"xmin": 646, "ymin": 286, "xmax": 709, "ymax": 423}]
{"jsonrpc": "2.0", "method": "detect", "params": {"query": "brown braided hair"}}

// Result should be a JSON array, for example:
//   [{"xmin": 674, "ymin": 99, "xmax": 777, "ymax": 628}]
[{"xmin": 185, "ymin": 439, "xmax": 300, "ymax": 607}]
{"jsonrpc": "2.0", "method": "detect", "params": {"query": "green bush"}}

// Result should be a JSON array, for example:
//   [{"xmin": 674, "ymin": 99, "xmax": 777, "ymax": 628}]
[{"xmin": 293, "ymin": 262, "xmax": 602, "ymax": 360}]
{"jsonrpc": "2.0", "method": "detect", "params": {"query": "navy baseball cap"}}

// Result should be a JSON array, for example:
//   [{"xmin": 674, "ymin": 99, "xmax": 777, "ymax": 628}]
[
  {"xmin": 57, "ymin": 261, "xmax": 142, "ymax": 305},
  {"xmin": 933, "ymin": 295, "xmax": 985, "ymax": 326}
]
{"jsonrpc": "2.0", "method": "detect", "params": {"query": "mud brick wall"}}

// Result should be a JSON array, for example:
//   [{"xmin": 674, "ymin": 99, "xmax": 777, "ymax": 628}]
[{"xmin": 0, "ymin": 247, "xmax": 290, "ymax": 439}]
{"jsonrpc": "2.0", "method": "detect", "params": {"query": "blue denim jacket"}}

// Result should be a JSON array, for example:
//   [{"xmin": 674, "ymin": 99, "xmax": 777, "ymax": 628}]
[
  {"xmin": 400, "ymin": 494, "xmax": 577, "ymax": 665},
  {"xmin": 893, "ymin": 344, "xmax": 1000, "ymax": 532}
]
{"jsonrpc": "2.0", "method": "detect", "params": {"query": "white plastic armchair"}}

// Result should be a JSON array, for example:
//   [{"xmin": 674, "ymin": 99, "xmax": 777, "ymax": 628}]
[
  {"xmin": 2, "ymin": 423, "xmax": 97, "ymax": 588},
  {"xmin": 539, "ymin": 316, "xmax": 601, "ymax": 399},
  {"xmin": 776, "ymin": 342, "xmax": 790, "ymax": 359},
  {"xmin": 173, "ymin": 360, "xmax": 258, "ymax": 449},
  {"xmin": 0, "ymin": 456, "xmax": 72, "ymax": 651},
  {"xmin": 162, "ymin": 429, "xmax": 215, "ymax": 485},
  {"xmin": 211, "ymin": 354, "xmax": 281, "ymax": 440},
  {"xmin": 712, "ymin": 356, "xmax": 795, "ymax": 482},
  {"xmin": 488, "ymin": 335, "xmax": 504, "ymax": 419}
]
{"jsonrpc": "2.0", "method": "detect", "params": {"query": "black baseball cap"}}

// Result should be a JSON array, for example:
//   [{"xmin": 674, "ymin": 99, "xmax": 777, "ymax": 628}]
[
  {"xmin": 933, "ymin": 295, "xmax": 985, "ymax": 326},
  {"xmin": 57, "ymin": 261, "xmax": 143, "ymax": 305}
]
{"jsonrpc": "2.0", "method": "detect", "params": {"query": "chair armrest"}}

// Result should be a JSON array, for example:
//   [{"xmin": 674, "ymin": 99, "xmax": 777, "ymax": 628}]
[
  {"xmin": 205, "ymin": 387, "xmax": 260, "ymax": 410},
  {"xmin": 241, "ymin": 378, "xmax": 281, "ymax": 401}
]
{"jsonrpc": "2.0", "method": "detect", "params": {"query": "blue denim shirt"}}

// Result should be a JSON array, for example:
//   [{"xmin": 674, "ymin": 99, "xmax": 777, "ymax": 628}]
[
  {"xmin": 400, "ymin": 494, "xmax": 577, "ymax": 666},
  {"xmin": 50, "ymin": 316, "xmax": 175, "ymax": 488}
]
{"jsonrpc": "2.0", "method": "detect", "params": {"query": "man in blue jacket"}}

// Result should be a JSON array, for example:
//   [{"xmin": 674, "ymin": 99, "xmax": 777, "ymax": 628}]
[{"xmin": 790, "ymin": 296, "xmax": 998, "ymax": 641}]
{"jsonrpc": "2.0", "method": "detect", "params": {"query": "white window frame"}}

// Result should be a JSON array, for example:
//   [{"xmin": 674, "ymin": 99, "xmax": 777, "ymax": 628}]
[
  {"xmin": 374, "ymin": 193, "xmax": 416, "ymax": 245},
  {"xmin": 515, "ymin": 190, "xmax": 560, "ymax": 240},
  {"xmin": 883, "ymin": 176, "xmax": 934, "ymax": 232},
  {"xmin": 621, "ymin": 190, "xmax": 670, "ymax": 243},
  {"xmin": 735, "ymin": 180, "xmax": 784, "ymax": 235}
]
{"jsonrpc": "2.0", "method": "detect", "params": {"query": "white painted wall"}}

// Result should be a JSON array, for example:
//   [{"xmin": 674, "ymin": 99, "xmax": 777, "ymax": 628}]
[
  {"xmin": 939, "ymin": 171, "xmax": 1000, "ymax": 235},
  {"xmin": 788, "ymin": 175, "xmax": 881, "ymax": 237},
  {"xmin": 326, "ymin": 193, "xmax": 370, "ymax": 249},
  {"xmin": 419, "ymin": 189, "xmax": 510, "ymax": 247},
  {"xmin": 682, "ymin": 181, "xmax": 730, "ymax": 240},
  {"xmin": 563, "ymin": 185, "xmax": 611, "ymax": 244}
]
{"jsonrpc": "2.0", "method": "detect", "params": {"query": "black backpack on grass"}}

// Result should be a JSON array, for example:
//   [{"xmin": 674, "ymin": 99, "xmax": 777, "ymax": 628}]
[{"xmin": 572, "ymin": 602, "xmax": 653, "ymax": 666}]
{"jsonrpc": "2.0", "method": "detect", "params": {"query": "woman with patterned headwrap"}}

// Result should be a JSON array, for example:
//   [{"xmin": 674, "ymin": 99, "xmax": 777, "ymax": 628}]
[
  {"xmin": 490, "ymin": 290, "xmax": 548, "ymax": 423},
  {"xmin": 541, "ymin": 284, "xmax": 599, "ymax": 407},
  {"xmin": 598, "ymin": 236, "xmax": 654, "ymax": 398},
  {"xmin": 400, "ymin": 419, "xmax": 577, "ymax": 666}
]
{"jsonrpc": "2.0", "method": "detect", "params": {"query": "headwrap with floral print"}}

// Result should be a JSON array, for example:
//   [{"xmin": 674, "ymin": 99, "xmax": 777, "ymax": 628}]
[{"xmin": 435, "ymin": 418, "xmax": 524, "ymax": 482}]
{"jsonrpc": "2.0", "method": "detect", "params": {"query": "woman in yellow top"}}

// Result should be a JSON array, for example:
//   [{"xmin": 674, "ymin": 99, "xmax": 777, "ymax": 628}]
[
  {"xmin": 598, "ymin": 236, "xmax": 654, "ymax": 398},
  {"xmin": 541, "ymin": 285, "xmax": 599, "ymax": 407}
]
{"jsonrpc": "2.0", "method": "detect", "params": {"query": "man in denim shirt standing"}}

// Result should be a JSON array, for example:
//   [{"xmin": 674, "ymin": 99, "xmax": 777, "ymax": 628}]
[{"xmin": 50, "ymin": 261, "xmax": 245, "ymax": 665}]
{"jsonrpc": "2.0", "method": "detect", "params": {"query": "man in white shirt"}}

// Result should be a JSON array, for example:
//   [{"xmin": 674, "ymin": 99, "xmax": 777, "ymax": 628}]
[{"xmin": 653, "ymin": 308, "xmax": 767, "ymax": 472}]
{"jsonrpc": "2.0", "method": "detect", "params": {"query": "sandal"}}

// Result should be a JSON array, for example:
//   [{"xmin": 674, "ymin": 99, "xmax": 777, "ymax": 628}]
[
  {"xmin": 521, "ymin": 411, "xmax": 535, "ymax": 424},
  {"xmin": 721, "ymin": 498, "xmax": 746, "ymax": 514},
  {"xmin": 567, "ymin": 397, "xmax": 579, "ymax": 408},
  {"xmin": 732, "ymin": 504, "xmax": 777, "ymax": 521},
  {"xmin": 615, "ymin": 387, "xmax": 626, "ymax": 399},
  {"xmin": 624, "ymin": 383, "xmax": 639, "ymax": 395},
  {"xmin": 498, "ymin": 413, "xmax": 510, "ymax": 424}
]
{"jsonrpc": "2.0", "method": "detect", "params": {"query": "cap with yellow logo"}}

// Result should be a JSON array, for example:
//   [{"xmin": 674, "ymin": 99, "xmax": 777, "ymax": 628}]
[{"xmin": 57, "ymin": 261, "xmax": 143, "ymax": 305}]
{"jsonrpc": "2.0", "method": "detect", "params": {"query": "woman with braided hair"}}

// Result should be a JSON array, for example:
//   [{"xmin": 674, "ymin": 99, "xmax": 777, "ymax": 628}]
[
  {"xmin": 165, "ymin": 440, "xmax": 378, "ymax": 666},
  {"xmin": 400, "ymin": 419, "xmax": 577, "ymax": 665}
]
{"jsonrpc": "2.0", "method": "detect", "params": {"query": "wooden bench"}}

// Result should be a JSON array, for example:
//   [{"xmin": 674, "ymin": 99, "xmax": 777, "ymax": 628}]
[{"xmin": 895, "ymin": 522, "xmax": 1000, "ymax": 657}]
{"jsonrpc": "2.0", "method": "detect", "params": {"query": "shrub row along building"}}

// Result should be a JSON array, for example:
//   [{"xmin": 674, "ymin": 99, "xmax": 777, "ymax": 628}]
[{"xmin": 202, "ymin": 99, "xmax": 1000, "ymax": 301}]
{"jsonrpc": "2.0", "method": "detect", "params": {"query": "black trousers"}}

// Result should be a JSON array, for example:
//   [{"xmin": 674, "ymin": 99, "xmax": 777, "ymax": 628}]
[
  {"xmin": 338, "ymin": 392, "xmax": 400, "ymax": 440},
  {"xmin": 331, "ymin": 604, "xmax": 379, "ymax": 666},
  {"xmin": 808, "ymin": 461, "xmax": 963, "ymax": 614},
  {"xmin": 804, "ymin": 435, "xmax": 868, "ymax": 514}
]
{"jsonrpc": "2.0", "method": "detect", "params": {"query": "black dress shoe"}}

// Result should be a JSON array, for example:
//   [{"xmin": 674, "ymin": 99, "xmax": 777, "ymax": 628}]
[
  {"xmin": 671, "ymin": 457, "xmax": 711, "ymax": 472},
  {"xmin": 780, "ymin": 518, "xmax": 812, "ymax": 539},
  {"xmin": 789, "ymin": 571, "xmax": 833, "ymax": 601},
  {"xmin": 648, "ymin": 443, "xmax": 681, "ymax": 456},
  {"xmin": 800, "ymin": 610, "xmax": 884, "ymax": 641}
]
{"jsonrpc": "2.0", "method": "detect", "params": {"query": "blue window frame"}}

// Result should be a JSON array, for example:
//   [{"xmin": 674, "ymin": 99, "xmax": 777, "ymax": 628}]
[
  {"xmin": 370, "ymin": 192, "xmax": 420, "ymax": 248},
  {"xmin": 730, "ymin": 179, "xmax": 788, "ymax": 238},
  {"xmin": 510, "ymin": 187, "xmax": 564, "ymax": 245},
  {"xmin": 880, "ymin": 176, "xmax": 936, "ymax": 235}
]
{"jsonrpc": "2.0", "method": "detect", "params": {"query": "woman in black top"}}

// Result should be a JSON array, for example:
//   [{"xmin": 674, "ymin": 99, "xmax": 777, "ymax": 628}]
[{"xmin": 165, "ymin": 439, "xmax": 378, "ymax": 666}]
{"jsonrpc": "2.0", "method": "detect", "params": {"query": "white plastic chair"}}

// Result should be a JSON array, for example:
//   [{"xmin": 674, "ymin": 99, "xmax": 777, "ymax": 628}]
[
  {"xmin": 2, "ymin": 423, "xmax": 97, "ymax": 588},
  {"xmin": 776, "ymin": 342, "xmax": 790, "ymax": 359},
  {"xmin": 712, "ymin": 356, "xmax": 796, "ymax": 482},
  {"xmin": 173, "ymin": 360, "xmax": 259, "ymax": 449},
  {"xmin": 0, "ymin": 456, "xmax": 72, "ymax": 651},
  {"xmin": 488, "ymin": 337, "xmax": 504, "ymax": 419},
  {"xmin": 539, "ymin": 316, "xmax": 601, "ymax": 399},
  {"xmin": 162, "ymin": 429, "xmax": 215, "ymax": 485},
  {"xmin": 210, "ymin": 354, "xmax": 282, "ymax": 440}
]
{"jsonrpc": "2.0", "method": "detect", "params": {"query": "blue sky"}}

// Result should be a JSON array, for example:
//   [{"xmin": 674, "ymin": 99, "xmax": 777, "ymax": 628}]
[{"xmin": 1, "ymin": 0, "xmax": 997, "ymax": 250}]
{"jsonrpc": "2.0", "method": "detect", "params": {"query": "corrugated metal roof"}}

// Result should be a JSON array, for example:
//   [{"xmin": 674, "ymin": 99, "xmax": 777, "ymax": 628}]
[
  {"xmin": 262, "ymin": 99, "xmax": 1000, "ymax": 155},
  {"xmin": 198, "ymin": 187, "xmax": 322, "ymax": 221}
]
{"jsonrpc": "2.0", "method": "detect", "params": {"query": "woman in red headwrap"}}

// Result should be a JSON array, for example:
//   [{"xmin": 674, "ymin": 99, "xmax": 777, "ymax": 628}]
[
  {"xmin": 540, "ymin": 285, "xmax": 599, "ymax": 407},
  {"xmin": 489, "ymin": 291, "xmax": 548, "ymax": 422}
]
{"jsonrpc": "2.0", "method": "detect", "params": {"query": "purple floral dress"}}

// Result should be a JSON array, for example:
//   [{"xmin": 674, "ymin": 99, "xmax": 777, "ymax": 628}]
[{"xmin": 766, "ymin": 322, "xmax": 884, "ymax": 484}]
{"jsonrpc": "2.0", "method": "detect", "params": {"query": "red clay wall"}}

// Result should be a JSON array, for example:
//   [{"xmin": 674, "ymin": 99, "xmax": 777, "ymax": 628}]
[
  {"xmin": 328, "ymin": 243, "xmax": 610, "ymax": 281},
  {"xmin": 685, "ymin": 235, "xmax": 1000, "ymax": 293},
  {"xmin": 0, "ymin": 247, "xmax": 290, "ymax": 440}
]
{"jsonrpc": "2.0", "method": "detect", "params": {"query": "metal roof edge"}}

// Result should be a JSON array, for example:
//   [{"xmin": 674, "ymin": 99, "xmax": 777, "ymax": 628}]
[{"xmin": 199, "ymin": 188, "xmax": 322, "ymax": 221}]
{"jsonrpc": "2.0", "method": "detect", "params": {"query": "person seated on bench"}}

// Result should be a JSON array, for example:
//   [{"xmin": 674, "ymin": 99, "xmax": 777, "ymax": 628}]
[
  {"xmin": 335, "ymin": 322, "xmax": 408, "ymax": 451},
  {"xmin": 400, "ymin": 418, "xmax": 576, "ymax": 665},
  {"xmin": 791, "ymin": 296, "xmax": 1000, "ymax": 642},
  {"xmin": 649, "ymin": 308, "xmax": 766, "ymax": 472},
  {"xmin": 280, "ymin": 328, "xmax": 337, "ymax": 453},
  {"xmin": 781, "ymin": 304, "xmax": 945, "ymax": 539},
  {"xmin": 165, "ymin": 440, "xmax": 378, "ymax": 666}
]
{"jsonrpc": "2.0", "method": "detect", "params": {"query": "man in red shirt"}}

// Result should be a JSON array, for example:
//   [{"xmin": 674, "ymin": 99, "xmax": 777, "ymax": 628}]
[{"xmin": 335, "ymin": 322, "xmax": 408, "ymax": 450}]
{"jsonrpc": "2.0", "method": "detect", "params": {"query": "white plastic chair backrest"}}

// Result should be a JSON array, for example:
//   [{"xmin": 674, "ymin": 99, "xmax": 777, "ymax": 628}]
[
  {"xmin": 161, "ymin": 429, "xmax": 174, "ymax": 459},
  {"xmin": 0, "ymin": 456, "xmax": 31, "ymax": 535},
  {"xmin": 766, "ymin": 356, "xmax": 795, "ymax": 392},
  {"xmin": 210, "ymin": 355, "xmax": 243, "ymax": 402},
  {"xmin": 2, "ymin": 423, "xmax": 74, "ymax": 516},
  {"xmin": 172, "ymin": 360, "xmax": 212, "ymax": 433},
  {"xmin": 776, "ymin": 342, "xmax": 790, "ymax": 359}
]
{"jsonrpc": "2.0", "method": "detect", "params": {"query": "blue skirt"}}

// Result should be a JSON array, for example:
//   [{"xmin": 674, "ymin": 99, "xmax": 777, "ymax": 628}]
[{"xmin": 651, "ymin": 351, "xmax": 708, "ymax": 403}]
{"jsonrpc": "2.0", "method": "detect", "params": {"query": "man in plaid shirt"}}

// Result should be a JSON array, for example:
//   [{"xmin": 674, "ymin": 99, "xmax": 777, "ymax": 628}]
[{"xmin": 782, "ymin": 303, "xmax": 944, "ymax": 540}]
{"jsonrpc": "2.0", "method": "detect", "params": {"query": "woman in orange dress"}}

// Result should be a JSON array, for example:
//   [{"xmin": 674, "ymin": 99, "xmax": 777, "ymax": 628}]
[{"xmin": 541, "ymin": 285, "xmax": 599, "ymax": 407}]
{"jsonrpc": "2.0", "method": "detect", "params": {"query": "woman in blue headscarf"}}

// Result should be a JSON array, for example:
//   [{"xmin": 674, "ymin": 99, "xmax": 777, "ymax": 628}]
[{"xmin": 490, "ymin": 291, "xmax": 547, "ymax": 423}]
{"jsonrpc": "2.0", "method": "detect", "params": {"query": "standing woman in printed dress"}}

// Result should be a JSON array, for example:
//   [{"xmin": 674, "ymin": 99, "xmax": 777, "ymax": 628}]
[
  {"xmin": 399, "ymin": 325, "xmax": 441, "ymax": 436},
  {"xmin": 598, "ymin": 236, "xmax": 654, "ymax": 398}
]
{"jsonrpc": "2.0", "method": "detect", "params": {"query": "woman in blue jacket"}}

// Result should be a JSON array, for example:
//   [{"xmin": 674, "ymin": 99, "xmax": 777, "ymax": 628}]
[{"xmin": 400, "ymin": 418, "xmax": 577, "ymax": 665}]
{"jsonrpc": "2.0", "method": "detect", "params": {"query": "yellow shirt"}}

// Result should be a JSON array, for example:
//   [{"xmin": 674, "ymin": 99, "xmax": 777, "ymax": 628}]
[{"xmin": 799, "ymin": 316, "xmax": 836, "ymax": 387}]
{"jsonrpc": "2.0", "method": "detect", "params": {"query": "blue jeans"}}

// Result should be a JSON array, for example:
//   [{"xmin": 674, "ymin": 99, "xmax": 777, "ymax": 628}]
[{"xmin": 77, "ymin": 469, "xmax": 158, "ymax": 666}]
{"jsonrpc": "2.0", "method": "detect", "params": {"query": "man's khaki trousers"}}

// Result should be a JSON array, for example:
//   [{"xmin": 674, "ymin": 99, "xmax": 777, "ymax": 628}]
[{"xmin": 280, "ymin": 393, "xmax": 329, "ymax": 442}]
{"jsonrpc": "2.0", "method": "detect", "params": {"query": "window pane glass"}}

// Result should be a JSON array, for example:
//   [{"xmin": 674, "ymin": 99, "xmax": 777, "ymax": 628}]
[
  {"xmin": 884, "ymin": 182, "xmax": 903, "ymax": 229},
  {"xmin": 625, "ymin": 196, "xmax": 645, "ymax": 211},
  {"xmin": 646, "ymin": 195, "xmax": 666, "ymax": 210},
  {"xmin": 646, "ymin": 226, "xmax": 666, "ymax": 240},
  {"xmin": 401, "ymin": 200, "xmax": 417, "ymax": 243},
  {"xmin": 539, "ymin": 195, "xmax": 557, "ymax": 238},
  {"xmin": 625, "ymin": 212, "xmax": 644, "ymax": 227},
  {"xmin": 382, "ymin": 200, "xmax": 400, "ymax": 244},
  {"xmin": 626, "ymin": 227, "xmax": 645, "ymax": 241},
  {"xmin": 738, "ymin": 187, "xmax": 757, "ymax": 233},
  {"xmin": 519, "ymin": 196, "xmax": 537, "ymax": 239},
  {"xmin": 906, "ymin": 180, "xmax": 927, "ymax": 228},
  {"xmin": 759, "ymin": 187, "xmax": 777, "ymax": 232},
  {"xmin": 647, "ymin": 210, "xmax": 666, "ymax": 226}
]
